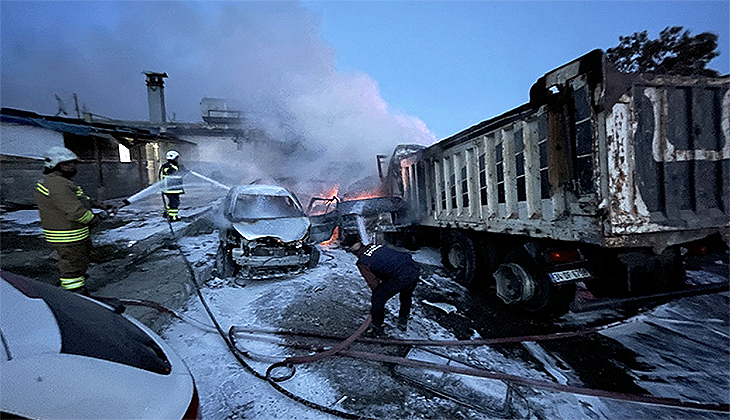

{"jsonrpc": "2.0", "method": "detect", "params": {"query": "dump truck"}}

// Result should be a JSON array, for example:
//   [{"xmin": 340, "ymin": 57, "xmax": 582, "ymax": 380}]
[{"xmin": 375, "ymin": 49, "xmax": 729, "ymax": 315}]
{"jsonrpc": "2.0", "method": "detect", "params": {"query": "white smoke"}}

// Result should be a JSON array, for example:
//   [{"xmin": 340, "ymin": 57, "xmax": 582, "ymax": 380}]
[{"xmin": 1, "ymin": 2, "xmax": 435, "ymax": 192}]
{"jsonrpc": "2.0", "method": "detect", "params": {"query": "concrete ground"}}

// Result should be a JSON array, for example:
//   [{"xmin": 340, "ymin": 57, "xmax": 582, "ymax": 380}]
[{"xmin": 1, "ymin": 187, "xmax": 728, "ymax": 419}]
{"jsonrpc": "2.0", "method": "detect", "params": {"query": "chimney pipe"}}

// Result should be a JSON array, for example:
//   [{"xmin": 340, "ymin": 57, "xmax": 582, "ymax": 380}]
[{"xmin": 144, "ymin": 72, "xmax": 168, "ymax": 123}]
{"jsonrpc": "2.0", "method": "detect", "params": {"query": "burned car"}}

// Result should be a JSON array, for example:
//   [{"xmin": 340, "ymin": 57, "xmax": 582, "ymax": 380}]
[
  {"xmin": 306, "ymin": 194, "xmax": 407, "ymax": 247},
  {"xmin": 215, "ymin": 185, "xmax": 320, "ymax": 279}
]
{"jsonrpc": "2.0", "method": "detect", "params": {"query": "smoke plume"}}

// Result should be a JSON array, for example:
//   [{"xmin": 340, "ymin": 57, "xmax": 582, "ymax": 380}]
[{"xmin": 1, "ymin": 2, "xmax": 435, "ymax": 195}]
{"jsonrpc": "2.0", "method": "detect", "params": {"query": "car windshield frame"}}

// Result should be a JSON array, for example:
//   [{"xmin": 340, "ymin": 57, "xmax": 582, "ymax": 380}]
[{"xmin": 229, "ymin": 193, "xmax": 305, "ymax": 221}]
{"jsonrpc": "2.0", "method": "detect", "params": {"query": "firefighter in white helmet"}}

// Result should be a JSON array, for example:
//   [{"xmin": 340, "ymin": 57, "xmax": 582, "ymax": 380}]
[
  {"xmin": 34, "ymin": 146, "xmax": 114, "ymax": 294},
  {"xmin": 159, "ymin": 150, "xmax": 185, "ymax": 221}
]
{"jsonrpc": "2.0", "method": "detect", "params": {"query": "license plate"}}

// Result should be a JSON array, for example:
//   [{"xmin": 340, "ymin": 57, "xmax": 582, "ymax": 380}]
[{"xmin": 548, "ymin": 268, "xmax": 591, "ymax": 283}]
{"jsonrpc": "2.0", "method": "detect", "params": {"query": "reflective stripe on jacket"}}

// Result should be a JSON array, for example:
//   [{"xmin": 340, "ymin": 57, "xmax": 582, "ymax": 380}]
[
  {"xmin": 60, "ymin": 276, "xmax": 85, "ymax": 289},
  {"xmin": 356, "ymin": 244, "xmax": 418, "ymax": 281},
  {"xmin": 159, "ymin": 162, "xmax": 184, "ymax": 194},
  {"xmin": 44, "ymin": 227, "xmax": 90, "ymax": 243},
  {"xmin": 34, "ymin": 172, "xmax": 95, "ymax": 244}
]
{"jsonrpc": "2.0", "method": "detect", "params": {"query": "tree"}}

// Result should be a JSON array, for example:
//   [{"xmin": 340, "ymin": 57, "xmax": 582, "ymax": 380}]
[{"xmin": 606, "ymin": 26, "xmax": 720, "ymax": 76}]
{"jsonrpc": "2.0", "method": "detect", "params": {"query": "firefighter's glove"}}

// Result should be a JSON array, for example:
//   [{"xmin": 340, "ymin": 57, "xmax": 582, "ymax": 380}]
[
  {"xmin": 88, "ymin": 214, "xmax": 101, "ymax": 228},
  {"xmin": 99, "ymin": 202, "xmax": 119, "ymax": 215},
  {"xmin": 90, "ymin": 211, "xmax": 109, "ymax": 226}
]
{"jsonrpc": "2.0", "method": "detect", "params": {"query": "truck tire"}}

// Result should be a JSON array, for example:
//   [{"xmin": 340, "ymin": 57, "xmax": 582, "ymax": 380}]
[
  {"xmin": 215, "ymin": 243, "xmax": 236, "ymax": 278},
  {"xmin": 502, "ymin": 249, "xmax": 575, "ymax": 316},
  {"xmin": 308, "ymin": 246, "xmax": 321, "ymax": 269},
  {"xmin": 441, "ymin": 231, "xmax": 477, "ymax": 287}
]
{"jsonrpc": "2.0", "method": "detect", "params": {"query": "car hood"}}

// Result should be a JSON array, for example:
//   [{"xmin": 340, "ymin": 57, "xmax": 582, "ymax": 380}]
[{"xmin": 232, "ymin": 217, "xmax": 310, "ymax": 243}]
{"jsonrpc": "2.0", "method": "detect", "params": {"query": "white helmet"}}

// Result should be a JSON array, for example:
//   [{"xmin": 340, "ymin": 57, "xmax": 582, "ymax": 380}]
[
  {"xmin": 44, "ymin": 146, "xmax": 79, "ymax": 169},
  {"xmin": 166, "ymin": 150, "xmax": 180, "ymax": 161}
]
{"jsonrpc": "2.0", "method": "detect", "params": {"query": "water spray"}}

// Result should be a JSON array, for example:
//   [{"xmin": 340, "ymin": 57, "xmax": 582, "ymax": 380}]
[
  {"xmin": 355, "ymin": 215, "xmax": 371, "ymax": 245},
  {"xmin": 121, "ymin": 170, "xmax": 231, "ymax": 207},
  {"xmin": 122, "ymin": 181, "xmax": 163, "ymax": 206},
  {"xmin": 187, "ymin": 170, "xmax": 231, "ymax": 190}
]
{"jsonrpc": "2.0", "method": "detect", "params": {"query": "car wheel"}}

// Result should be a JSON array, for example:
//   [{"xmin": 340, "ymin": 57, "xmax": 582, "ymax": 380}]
[{"xmin": 215, "ymin": 243, "xmax": 236, "ymax": 278}]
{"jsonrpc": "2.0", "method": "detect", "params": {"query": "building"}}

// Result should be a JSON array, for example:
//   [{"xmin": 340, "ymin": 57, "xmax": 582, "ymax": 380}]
[{"xmin": 0, "ymin": 72, "xmax": 302, "ymax": 209}]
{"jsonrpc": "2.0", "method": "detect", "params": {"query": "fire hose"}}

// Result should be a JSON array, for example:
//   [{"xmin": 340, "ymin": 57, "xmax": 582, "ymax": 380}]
[
  {"xmin": 116, "ymin": 290, "xmax": 730, "ymax": 415},
  {"xmin": 230, "ymin": 327, "xmax": 730, "ymax": 413},
  {"xmin": 155, "ymin": 212, "xmax": 380, "ymax": 420},
  {"xmin": 103, "ymin": 212, "xmax": 730, "ymax": 418},
  {"xmin": 119, "ymin": 287, "xmax": 730, "ymax": 415}
]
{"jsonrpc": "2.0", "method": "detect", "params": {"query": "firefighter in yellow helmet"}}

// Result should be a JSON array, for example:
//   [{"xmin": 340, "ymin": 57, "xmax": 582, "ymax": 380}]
[
  {"xmin": 159, "ymin": 150, "xmax": 185, "ymax": 221},
  {"xmin": 34, "ymin": 146, "xmax": 114, "ymax": 294}
]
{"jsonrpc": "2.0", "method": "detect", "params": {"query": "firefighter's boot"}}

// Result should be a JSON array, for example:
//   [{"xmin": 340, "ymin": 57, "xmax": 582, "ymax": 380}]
[
  {"xmin": 397, "ymin": 316, "xmax": 408, "ymax": 332},
  {"xmin": 364, "ymin": 324, "xmax": 385, "ymax": 337}
]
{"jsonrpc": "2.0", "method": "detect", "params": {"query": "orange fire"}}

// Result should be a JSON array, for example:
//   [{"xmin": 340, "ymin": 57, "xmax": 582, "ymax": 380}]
[
  {"xmin": 341, "ymin": 185, "xmax": 385, "ymax": 201},
  {"xmin": 319, "ymin": 226, "xmax": 341, "ymax": 248},
  {"xmin": 321, "ymin": 184, "xmax": 340, "ymax": 199},
  {"xmin": 312, "ymin": 183, "xmax": 387, "ymax": 248}
]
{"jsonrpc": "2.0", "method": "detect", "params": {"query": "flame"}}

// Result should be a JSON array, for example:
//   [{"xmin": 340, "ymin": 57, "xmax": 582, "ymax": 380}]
[
  {"xmin": 312, "ymin": 183, "xmax": 386, "ymax": 248},
  {"xmin": 341, "ymin": 185, "xmax": 385, "ymax": 201},
  {"xmin": 319, "ymin": 226, "xmax": 340, "ymax": 248},
  {"xmin": 321, "ymin": 184, "xmax": 340, "ymax": 200}
]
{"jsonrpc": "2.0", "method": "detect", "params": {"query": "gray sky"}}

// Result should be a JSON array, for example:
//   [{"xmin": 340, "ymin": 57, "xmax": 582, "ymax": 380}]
[{"xmin": 2, "ymin": 1, "xmax": 728, "ymax": 157}]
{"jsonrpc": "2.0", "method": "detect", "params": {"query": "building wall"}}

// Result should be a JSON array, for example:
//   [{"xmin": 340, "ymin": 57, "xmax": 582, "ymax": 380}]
[
  {"xmin": 0, "ymin": 123, "xmax": 154, "ymax": 207},
  {"xmin": 0, "ymin": 155, "xmax": 45, "ymax": 208}
]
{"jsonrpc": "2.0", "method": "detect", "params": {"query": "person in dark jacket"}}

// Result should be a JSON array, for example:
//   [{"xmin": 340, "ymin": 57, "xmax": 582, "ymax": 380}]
[{"xmin": 351, "ymin": 242, "xmax": 420, "ymax": 335}]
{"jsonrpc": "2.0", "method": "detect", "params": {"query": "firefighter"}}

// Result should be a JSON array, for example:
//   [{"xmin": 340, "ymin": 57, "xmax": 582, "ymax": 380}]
[
  {"xmin": 350, "ymin": 242, "xmax": 420, "ymax": 336},
  {"xmin": 159, "ymin": 150, "xmax": 185, "ymax": 221},
  {"xmin": 35, "ymin": 146, "xmax": 113, "ymax": 295}
]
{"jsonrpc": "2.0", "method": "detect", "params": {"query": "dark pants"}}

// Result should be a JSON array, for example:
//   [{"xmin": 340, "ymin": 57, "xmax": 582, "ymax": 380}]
[
  {"xmin": 164, "ymin": 193, "xmax": 181, "ymax": 220},
  {"xmin": 53, "ymin": 238, "xmax": 92, "ymax": 290},
  {"xmin": 371, "ymin": 264, "xmax": 419, "ymax": 327}
]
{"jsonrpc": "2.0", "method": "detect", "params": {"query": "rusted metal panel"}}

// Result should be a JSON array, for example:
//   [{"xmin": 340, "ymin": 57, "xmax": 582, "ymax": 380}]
[
  {"xmin": 607, "ymin": 77, "xmax": 729, "ymax": 246},
  {"xmin": 389, "ymin": 50, "xmax": 729, "ymax": 249}
]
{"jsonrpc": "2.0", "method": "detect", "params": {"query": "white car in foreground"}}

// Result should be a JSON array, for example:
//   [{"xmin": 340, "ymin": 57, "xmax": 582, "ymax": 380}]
[{"xmin": 0, "ymin": 271, "xmax": 200, "ymax": 419}]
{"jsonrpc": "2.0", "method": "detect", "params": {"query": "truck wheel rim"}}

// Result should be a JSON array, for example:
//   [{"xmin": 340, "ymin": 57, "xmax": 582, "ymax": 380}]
[{"xmin": 448, "ymin": 246, "xmax": 465, "ymax": 269}]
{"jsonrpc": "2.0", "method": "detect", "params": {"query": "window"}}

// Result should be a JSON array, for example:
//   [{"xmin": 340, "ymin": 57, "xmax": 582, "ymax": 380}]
[
  {"xmin": 118, "ymin": 144, "xmax": 131, "ymax": 163},
  {"xmin": 232, "ymin": 194, "xmax": 304, "ymax": 220},
  {"xmin": 496, "ymin": 141, "xmax": 505, "ymax": 203},
  {"xmin": 450, "ymin": 169, "xmax": 457, "ymax": 209},
  {"xmin": 439, "ymin": 161, "xmax": 447, "ymax": 211},
  {"xmin": 573, "ymin": 86, "xmax": 594, "ymax": 194},
  {"xmin": 538, "ymin": 114, "xmax": 550, "ymax": 199}
]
